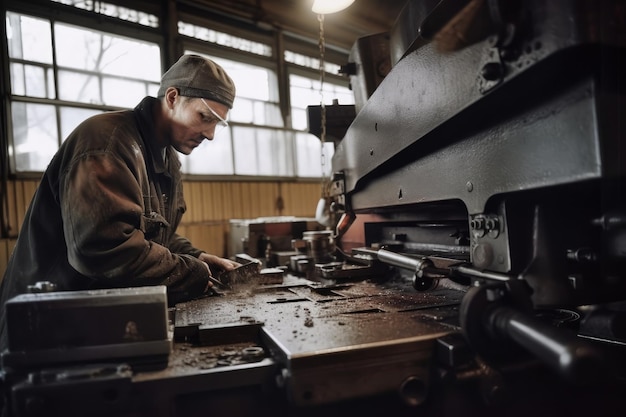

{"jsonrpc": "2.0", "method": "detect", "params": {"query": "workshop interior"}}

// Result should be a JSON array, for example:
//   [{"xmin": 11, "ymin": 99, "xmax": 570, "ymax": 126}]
[{"xmin": 1, "ymin": 0, "xmax": 625, "ymax": 416}]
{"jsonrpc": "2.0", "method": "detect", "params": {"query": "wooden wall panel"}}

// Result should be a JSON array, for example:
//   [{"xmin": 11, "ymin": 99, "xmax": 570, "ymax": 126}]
[
  {"xmin": 219, "ymin": 182, "xmax": 231, "ymax": 220},
  {"xmin": 14, "ymin": 184, "xmax": 27, "ymax": 232},
  {"xmin": 257, "ymin": 182, "xmax": 278, "ymax": 216},
  {"xmin": 200, "ymin": 183, "xmax": 212, "ymax": 220},
  {"xmin": 4, "ymin": 179, "xmax": 39, "ymax": 237},
  {"xmin": 0, "ymin": 239, "xmax": 17, "ymax": 281},
  {"xmin": 185, "ymin": 182, "xmax": 202, "ymax": 223},
  {"xmin": 230, "ymin": 182, "xmax": 244, "ymax": 219},
  {"xmin": 280, "ymin": 182, "xmax": 320, "ymax": 217},
  {"xmin": 177, "ymin": 222, "xmax": 228, "ymax": 257},
  {"xmin": 5, "ymin": 181, "xmax": 17, "ymax": 237}
]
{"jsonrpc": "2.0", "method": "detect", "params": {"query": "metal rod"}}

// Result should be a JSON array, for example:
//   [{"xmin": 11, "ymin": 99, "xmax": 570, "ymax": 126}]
[
  {"xmin": 377, "ymin": 248, "xmax": 430, "ymax": 272},
  {"xmin": 453, "ymin": 265, "xmax": 511, "ymax": 282}
]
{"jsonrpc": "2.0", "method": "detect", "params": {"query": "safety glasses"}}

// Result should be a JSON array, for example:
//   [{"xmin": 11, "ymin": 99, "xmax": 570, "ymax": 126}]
[{"xmin": 200, "ymin": 98, "xmax": 229, "ymax": 132}]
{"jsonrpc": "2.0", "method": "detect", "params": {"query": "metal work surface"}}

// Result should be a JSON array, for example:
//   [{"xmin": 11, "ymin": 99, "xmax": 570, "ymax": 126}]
[
  {"xmin": 106, "ymin": 274, "xmax": 462, "ymax": 414},
  {"xmin": 173, "ymin": 274, "xmax": 461, "ymax": 356},
  {"xmin": 169, "ymin": 274, "xmax": 463, "ymax": 408}
]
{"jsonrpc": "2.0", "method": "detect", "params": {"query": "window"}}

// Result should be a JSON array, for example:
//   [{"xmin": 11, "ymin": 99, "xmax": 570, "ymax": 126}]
[
  {"xmin": 179, "ymin": 21, "xmax": 271, "ymax": 57},
  {"xmin": 50, "ymin": 0, "xmax": 159, "ymax": 28},
  {"xmin": 3, "ymin": 4, "xmax": 354, "ymax": 180},
  {"xmin": 285, "ymin": 50, "xmax": 341, "ymax": 74},
  {"xmin": 6, "ymin": 11, "xmax": 161, "ymax": 172},
  {"xmin": 295, "ymin": 132, "xmax": 335, "ymax": 178},
  {"xmin": 289, "ymin": 73, "xmax": 354, "ymax": 178}
]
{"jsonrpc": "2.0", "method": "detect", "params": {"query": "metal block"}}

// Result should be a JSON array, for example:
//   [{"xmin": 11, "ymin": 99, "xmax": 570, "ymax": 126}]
[{"xmin": 2, "ymin": 286, "xmax": 171, "ymax": 370}]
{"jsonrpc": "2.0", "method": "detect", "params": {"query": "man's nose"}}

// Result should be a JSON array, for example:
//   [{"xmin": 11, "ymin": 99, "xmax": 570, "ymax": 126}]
[{"xmin": 202, "ymin": 125, "xmax": 216, "ymax": 141}]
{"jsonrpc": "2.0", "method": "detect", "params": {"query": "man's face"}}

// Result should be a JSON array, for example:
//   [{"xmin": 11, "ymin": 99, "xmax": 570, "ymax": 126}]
[{"xmin": 168, "ymin": 93, "xmax": 229, "ymax": 155}]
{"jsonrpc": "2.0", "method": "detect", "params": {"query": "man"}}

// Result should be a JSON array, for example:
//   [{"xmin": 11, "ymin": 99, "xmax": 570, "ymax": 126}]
[{"xmin": 0, "ymin": 54, "xmax": 240, "ymax": 350}]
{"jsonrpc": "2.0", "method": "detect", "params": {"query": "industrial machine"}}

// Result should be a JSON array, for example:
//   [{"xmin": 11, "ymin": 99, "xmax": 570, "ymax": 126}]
[{"xmin": 1, "ymin": 0, "xmax": 625, "ymax": 416}]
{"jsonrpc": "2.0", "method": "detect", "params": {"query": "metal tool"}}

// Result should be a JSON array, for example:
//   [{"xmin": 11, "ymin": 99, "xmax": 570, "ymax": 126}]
[{"xmin": 218, "ymin": 261, "xmax": 262, "ymax": 289}]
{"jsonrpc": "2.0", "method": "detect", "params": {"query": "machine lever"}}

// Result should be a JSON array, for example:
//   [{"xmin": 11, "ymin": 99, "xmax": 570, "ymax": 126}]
[{"xmin": 487, "ymin": 305, "xmax": 606, "ymax": 384}]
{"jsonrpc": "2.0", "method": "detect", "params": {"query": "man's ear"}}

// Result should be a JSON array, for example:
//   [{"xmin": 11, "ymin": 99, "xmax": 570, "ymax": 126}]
[{"xmin": 164, "ymin": 87, "xmax": 180, "ymax": 109}]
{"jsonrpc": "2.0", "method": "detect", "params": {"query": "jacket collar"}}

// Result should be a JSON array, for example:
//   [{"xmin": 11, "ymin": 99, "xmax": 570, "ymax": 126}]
[{"xmin": 134, "ymin": 96, "xmax": 168, "ymax": 175}]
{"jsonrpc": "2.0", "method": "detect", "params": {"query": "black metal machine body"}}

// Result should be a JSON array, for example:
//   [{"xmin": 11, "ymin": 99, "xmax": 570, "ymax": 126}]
[
  {"xmin": 326, "ymin": 0, "xmax": 626, "ymax": 413},
  {"xmin": 1, "ymin": 1, "xmax": 626, "ymax": 416}
]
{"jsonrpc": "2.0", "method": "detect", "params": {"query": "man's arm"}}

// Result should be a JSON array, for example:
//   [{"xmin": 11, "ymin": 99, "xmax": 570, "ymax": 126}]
[{"xmin": 61, "ymin": 150, "xmax": 211, "ymax": 303}]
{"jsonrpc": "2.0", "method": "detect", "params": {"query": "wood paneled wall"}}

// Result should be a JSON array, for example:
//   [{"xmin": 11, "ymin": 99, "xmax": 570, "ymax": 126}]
[{"xmin": 0, "ymin": 178, "xmax": 321, "ymax": 277}]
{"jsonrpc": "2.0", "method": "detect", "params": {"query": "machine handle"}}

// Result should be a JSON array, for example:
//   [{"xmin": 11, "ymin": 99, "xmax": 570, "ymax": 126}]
[{"xmin": 488, "ymin": 305, "xmax": 606, "ymax": 384}]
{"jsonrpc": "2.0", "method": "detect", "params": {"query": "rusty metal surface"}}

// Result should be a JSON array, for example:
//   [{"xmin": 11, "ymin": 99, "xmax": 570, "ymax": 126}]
[
  {"xmin": 170, "ymin": 274, "xmax": 463, "ymax": 407},
  {"xmin": 174, "ymin": 275, "xmax": 462, "ymax": 355},
  {"xmin": 126, "ymin": 273, "xmax": 464, "ymax": 410}
]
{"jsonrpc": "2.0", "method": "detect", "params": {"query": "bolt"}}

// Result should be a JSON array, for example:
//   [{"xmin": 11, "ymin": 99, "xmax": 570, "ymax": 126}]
[{"xmin": 481, "ymin": 62, "xmax": 503, "ymax": 81}]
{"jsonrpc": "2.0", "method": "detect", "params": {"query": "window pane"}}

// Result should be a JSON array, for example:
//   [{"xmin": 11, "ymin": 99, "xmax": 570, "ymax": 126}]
[
  {"xmin": 228, "ymin": 97, "xmax": 282, "ymax": 126},
  {"xmin": 212, "ymin": 60, "xmax": 272, "ymax": 101},
  {"xmin": 10, "ymin": 63, "xmax": 55, "ymax": 98},
  {"xmin": 9, "ymin": 63, "xmax": 25, "ymax": 96},
  {"xmin": 232, "ymin": 127, "xmax": 293, "ymax": 176},
  {"xmin": 50, "ymin": 0, "xmax": 159, "ymax": 27},
  {"xmin": 179, "ymin": 129, "xmax": 235, "ymax": 175},
  {"xmin": 6, "ymin": 12, "xmax": 53, "ymax": 63},
  {"xmin": 295, "ymin": 132, "xmax": 335, "ymax": 178},
  {"xmin": 179, "ymin": 22, "xmax": 271, "ymax": 57},
  {"xmin": 12, "ymin": 102, "xmax": 58, "ymax": 172},
  {"xmin": 291, "ymin": 107, "xmax": 308, "ymax": 132},
  {"xmin": 284, "ymin": 50, "xmax": 341, "ymax": 74},
  {"xmin": 253, "ymin": 100, "xmax": 282, "ymax": 126},
  {"xmin": 58, "ymin": 69, "xmax": 101, "ymax": 104},
  {"xmin": 54, "ymin": 24, "xmax": 160, "ymax": 106},
  {"xmin": 59, "ymin": 107, "xmax": 102, "ymax": 140},
  {"xmin": 54, "ymin": 23, "xmax": 161, "ymax": 81},
  {"xmin": 102, "ymin": 77, "xmax": 151, "ymax": 108}
]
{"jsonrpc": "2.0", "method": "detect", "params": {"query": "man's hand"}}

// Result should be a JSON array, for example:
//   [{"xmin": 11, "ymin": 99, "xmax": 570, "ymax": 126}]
[{"xmin": 198, "ymin": 253, "xmax": 240, "ymax": 276}]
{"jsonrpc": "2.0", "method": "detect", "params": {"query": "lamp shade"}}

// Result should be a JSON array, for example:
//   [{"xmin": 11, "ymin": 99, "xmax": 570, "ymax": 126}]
[{"xmin": 312, "ymin": 0, "xmax": 355, "ymax": 14}]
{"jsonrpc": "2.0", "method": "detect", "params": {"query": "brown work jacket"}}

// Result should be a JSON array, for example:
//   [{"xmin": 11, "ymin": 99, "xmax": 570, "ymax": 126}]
[{"xmin": 0, "ymin": 97, "xmax": 211, "ymax": 350}]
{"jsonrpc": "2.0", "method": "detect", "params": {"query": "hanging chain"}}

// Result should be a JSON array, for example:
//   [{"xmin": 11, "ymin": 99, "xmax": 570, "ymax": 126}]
[{"xmin": 317, "ymin": 13, "xmax": 328, "ymax": 198}]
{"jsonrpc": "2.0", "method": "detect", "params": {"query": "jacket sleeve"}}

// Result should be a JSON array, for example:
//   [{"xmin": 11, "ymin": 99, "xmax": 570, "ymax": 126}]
[
  {"xmin": 60, "ymin": 149, "xmax": 209, "ymax": 304},
  {"xmin": 168, "ymin": 233, "xmax": 204, "ymax": 257}
]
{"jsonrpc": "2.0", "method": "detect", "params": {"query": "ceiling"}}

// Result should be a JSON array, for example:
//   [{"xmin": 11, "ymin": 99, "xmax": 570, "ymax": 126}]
[{"xmin": 193, "ymin": 0, "xmax": 410, "ymax": 52}]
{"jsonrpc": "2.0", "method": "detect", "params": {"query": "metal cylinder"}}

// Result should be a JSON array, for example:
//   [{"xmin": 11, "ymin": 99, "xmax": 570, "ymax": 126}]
[
  {"xmin": 377, "ymin": 248, "xmax": 431, "ymax": 273},
  {"xmin": 302, "ymin": 230, "xmax": 335, "ymax": 263}
]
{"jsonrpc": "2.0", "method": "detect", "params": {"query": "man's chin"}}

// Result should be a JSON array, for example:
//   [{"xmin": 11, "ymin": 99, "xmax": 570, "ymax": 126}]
[{"xmin": 174, "ymin": 145, "xmax": 195, "ymax": 155}]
